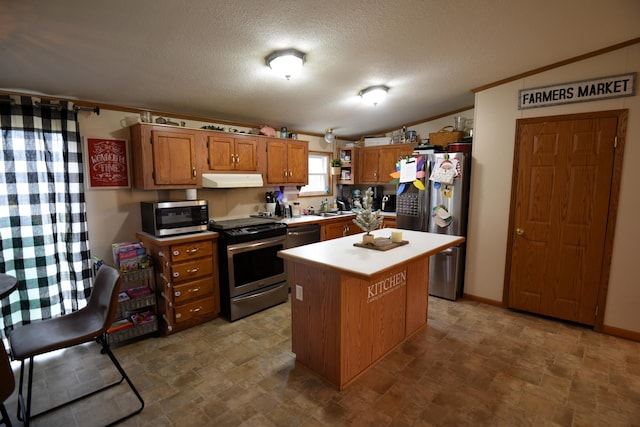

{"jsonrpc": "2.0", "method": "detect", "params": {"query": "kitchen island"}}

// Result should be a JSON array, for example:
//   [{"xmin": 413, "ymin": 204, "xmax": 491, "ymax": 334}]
[{"xmin": 278, "ymin": 228, "xmax": 464, "ymax": 389}]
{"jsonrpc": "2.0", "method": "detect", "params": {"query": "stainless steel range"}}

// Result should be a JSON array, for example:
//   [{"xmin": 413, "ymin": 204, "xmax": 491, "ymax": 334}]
[{"xmin": 209, "ymin": 217, "xmax": 288, "ymax": 321}]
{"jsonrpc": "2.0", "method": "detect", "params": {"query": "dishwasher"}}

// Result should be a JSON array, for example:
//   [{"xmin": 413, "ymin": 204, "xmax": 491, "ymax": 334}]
[{"xmin": 285, "ymin": 223, "xmax": 321, "ymax": 249}]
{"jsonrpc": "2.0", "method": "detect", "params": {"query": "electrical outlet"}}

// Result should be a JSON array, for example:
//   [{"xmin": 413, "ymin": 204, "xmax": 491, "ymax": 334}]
[{"xmin": 295, "ymin": 284, "xmax": 303, "ymax": 301}]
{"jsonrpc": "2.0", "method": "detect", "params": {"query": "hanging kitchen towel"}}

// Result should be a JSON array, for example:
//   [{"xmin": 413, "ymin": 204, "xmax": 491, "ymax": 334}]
[{"xmin": 429, "ymin": 159, "xmax": 457, "ymax": 184}]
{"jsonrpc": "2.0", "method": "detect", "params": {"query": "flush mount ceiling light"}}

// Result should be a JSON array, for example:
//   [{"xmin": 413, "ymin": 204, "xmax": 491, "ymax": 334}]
[
  {"xmin": 359, "ymin": 85, "xmax": 389, "ymax": 106},
  {"xmin": 265, "ymin": 48, "xmax": 306, "ymax": 80},
  {"xmin": 324, "ymin": 128, "xmax": 335, "ymax": 143}
]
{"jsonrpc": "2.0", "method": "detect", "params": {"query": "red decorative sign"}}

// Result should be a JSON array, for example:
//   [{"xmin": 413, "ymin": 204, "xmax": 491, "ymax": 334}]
[{"xmin": 84, "ymin": 137, "xmax": 130, "ymax": 188}]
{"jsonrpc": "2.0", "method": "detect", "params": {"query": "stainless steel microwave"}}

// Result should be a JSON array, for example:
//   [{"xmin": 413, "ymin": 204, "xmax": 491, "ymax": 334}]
[{"xmin": 140, "ymin": 200, "xmax": 209, "ymax": 237}]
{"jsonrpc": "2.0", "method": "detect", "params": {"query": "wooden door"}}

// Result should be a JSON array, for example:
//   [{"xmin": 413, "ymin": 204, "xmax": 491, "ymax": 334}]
[
  {"xmin": 207, "ymin": 135, "xmax": 234, "ymax": 170},
  {"xmin": 234, "ymin": 136, "xmax": 258, "ymax": 171},
  {"xmin": 359, "ymin": 147, "xmax": 379, "ymax": 183},
  {"xmin": 286, "ymin": 140, "xmax": 308, "ymax": 184},
  {"xmin": 506, "ymin": 111, "xmax": 624, "ymax": 325},
  {"xmin": 152, "ymin": 130, "xmax": 197, "ymax": 185},
  {"xmin": 266, "ymin": 140, "xmax": 288, "ymax": 184}
]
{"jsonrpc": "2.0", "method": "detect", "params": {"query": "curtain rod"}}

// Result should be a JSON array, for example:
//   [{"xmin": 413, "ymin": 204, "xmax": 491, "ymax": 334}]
[{"xmin": 0, "ymin": 97, "xmax": 100, "ymax": 115}]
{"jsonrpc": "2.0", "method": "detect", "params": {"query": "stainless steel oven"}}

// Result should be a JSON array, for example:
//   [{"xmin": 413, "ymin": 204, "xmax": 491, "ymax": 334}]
[{"xmin": 209, "ymin": 217, "xmax": 288, "ymax": 321}]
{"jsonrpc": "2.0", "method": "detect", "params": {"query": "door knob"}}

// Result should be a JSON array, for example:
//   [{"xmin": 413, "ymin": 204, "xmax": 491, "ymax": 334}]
[{"xmin": 516, "ymin": 228, "xmax": 524, "ymax": 236}]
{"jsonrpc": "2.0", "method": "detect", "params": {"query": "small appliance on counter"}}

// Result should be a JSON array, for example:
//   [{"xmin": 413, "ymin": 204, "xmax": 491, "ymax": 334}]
[
  {"xmin": 381, "ymin": 194, "xmax": 396, "ymax": 212},
  {"xmin": 140, "ymin": 200, "xmax": 208, "ymax": 237}
]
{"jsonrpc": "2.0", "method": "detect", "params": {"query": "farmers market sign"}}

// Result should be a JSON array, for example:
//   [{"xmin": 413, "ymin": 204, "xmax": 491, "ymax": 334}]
[{"xmin": 518, "ymin": 73, "xmax": 635, "ymax": 109}]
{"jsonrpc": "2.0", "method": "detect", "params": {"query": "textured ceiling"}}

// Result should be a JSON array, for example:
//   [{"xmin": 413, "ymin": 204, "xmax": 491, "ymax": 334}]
[{"xmin": 1, "ymin": 0, "xmax": 639, "ymax": 139}]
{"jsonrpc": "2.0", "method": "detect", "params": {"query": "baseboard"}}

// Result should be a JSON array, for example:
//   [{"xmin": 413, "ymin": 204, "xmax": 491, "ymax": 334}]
[
  {"xmin": 463, "ymin": 293, "xmax": 639, "ymax": 343},
  {"xmin": 602, "ymin": 324, "xmax": 640, "ymax": 342},
  {"xmin": 462, "ymin": 293, "xmax": 504, "ymax": 307}
]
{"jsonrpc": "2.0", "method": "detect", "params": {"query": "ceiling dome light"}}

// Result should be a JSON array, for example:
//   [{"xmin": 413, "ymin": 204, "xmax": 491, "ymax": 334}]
[
  {"xmin": 359, "ymin": 85, "xmax": 389, "ymax": 105},
  {"xmin": 265, "ymin": 48, "xmax": 306, "ymax": 80},
  {"xmin": 324, "ymin": 128, "xmax": 335, "ymax": 143}
]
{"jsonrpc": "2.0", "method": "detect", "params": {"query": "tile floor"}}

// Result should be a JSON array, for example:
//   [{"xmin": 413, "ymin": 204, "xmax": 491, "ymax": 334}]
[{"xmin": 3, "ymin": 296, "xmax": 640, "ymax": 426}]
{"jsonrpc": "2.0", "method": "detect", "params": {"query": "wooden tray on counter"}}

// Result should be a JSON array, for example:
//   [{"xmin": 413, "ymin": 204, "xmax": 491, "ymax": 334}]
[{"xmin": 354, "ymin": 237, "xmax": 409, "ymax": 251}]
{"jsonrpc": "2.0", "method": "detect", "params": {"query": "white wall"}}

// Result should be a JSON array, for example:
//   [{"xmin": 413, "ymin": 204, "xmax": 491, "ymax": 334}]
[{"xmin": 466, "ymin": 44, "xmax": 640, "ymax": 333}]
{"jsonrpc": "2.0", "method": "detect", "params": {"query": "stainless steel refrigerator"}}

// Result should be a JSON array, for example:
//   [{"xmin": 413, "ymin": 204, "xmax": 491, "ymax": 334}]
[{"xmin": 396, "ymin": 149, "xmax": 471, "ymax": 300}]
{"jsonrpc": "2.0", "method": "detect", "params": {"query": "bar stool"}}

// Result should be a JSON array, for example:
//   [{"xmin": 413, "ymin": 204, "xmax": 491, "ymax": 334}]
[
  {"xmin": 0, "ymin": 273, "xmax": 18, "ymax": 427},
  {"xmin": 8, "ymin": 265, "xmax": 144, "ymax": 426}
]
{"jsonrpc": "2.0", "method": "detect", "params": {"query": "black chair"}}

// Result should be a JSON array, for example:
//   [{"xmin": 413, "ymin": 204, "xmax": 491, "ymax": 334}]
[
  {"xmin": 8, "ymin": 265, "xmax": 144, "ymax": 426},
  {"xmin": 1, "ymin": 340, "xmax": 14, "ymax": 426}
]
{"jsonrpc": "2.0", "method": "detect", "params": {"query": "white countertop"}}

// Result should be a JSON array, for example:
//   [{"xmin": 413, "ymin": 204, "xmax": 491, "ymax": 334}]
[{"xmin": 278, "ymin": 228, "xmax": 464, "ymax": 278}]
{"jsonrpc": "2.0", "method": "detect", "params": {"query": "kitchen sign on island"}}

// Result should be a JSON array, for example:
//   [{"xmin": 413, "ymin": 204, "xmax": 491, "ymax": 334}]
[{"xmin": 278, "ymin": 228, "xmax": 464, "ymax": 389}]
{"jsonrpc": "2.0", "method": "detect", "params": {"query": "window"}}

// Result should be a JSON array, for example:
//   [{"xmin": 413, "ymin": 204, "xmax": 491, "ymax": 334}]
[{"xmin": 299, "ymin": 151, "xmax": 331, "ymax": 197}]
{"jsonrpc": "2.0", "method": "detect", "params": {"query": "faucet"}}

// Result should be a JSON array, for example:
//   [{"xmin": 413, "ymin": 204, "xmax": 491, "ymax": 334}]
[{"xmin": 337, "ymin": 200, "xmax": 346, "ymax": 212}]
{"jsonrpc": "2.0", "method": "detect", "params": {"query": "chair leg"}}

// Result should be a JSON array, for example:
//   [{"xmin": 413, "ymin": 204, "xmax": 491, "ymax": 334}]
[
  {"xmin": 0, "ymin": 402, "xmax": 12, "ymax": 427},
  {"xmin": 15, "ymin": 336, "xmax": 144, "ymax": 426}
]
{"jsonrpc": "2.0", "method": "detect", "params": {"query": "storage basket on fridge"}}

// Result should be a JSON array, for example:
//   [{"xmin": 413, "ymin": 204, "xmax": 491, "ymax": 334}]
[{"xmin": 429, "ymin": 126, "xmax": 464, "ymax": 147}]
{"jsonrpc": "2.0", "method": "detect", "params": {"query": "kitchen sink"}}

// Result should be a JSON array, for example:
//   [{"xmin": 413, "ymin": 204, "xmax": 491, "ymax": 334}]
[{"xmin": 310, "ymin": 211, "xmax": 354, "ymax": 217}]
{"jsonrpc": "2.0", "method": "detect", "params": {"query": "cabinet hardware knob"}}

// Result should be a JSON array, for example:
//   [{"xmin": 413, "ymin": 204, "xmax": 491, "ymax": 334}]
[
  {"xmin": 516, "ymin": 228, "xmax": 524, "ymax": 236},
  {"xmin": 173, "ymin": 250, "xmax": 180, "ymax": 256},
  {"xmin": 173, "ymin": 272, "xmax": 180, "ymax": 278},
  {"xmin": 174, "ymin": 291, "xmax": 181, "ymax": 297}
]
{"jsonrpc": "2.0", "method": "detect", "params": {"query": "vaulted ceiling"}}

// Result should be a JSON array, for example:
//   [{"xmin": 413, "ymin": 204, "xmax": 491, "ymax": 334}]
[{"xmin": 1, "ymin": 0, "xmax": 638, "ymax": 139}]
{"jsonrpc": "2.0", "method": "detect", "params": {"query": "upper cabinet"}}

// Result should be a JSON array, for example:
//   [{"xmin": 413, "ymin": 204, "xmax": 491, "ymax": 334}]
[
  {"xmin": 205, "ymin": 133, "xmax": 258, "ymax": 171},
  {"xmin": 264, "ymin": 138, "xmax": 308, "ymax": 186},
  {"xmin": 358, "ymin": 144, "xmax": 414, "ymax": 184},
  {"xmin": 130, "ymin": 124, "xmax": 200, "ymax": 189},
  {"xmin": 337, "ymin": 147, "xmax": 356, "ymax": 185}
]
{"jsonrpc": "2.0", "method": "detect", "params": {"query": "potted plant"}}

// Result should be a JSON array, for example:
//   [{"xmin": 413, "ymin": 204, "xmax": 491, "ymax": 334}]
[
  {"xmin": 330, "ymin": 158, "xmax": 342, "ymax": 175},
  {"xmin": 352, "ymin": 187, "xmax": 384, "ymax": 244}
]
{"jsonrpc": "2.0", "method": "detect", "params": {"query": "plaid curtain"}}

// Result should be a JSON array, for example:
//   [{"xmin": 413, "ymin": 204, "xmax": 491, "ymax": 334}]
[{"xmin": 0, "ymin": 95, "xmax": 92, "ymax": 341}]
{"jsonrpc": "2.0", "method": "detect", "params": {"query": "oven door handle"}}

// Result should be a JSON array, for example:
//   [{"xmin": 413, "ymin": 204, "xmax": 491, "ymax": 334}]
[
  {"xmin": 233, "ymin": 283, "xmax": 285, "ymax": 302},
  {"xmin": 227, "ymin": 236, "xmax": 285, "ymax": 254}
]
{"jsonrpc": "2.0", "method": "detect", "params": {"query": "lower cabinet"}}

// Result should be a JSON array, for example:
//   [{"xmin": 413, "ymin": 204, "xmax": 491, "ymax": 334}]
[
  {"xmin": 381, "ymin": 216, "xmax": 397, "ymax": 229},
  {"xmin": 137, "ymin": 232, "xmax": 220, "ymax": 335},
  {"xmin": 321, "ymin": 217, "xmax": 360, "ymax": 240}
]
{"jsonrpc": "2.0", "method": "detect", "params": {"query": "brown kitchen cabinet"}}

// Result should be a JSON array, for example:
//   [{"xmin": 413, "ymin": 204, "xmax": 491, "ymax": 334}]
[
  {"xmin": 358, "ymin": 143, "xmax": 414, "ymax": 184},
  {"xmin": 381, "ymin": 216, "xmax": 397, "ymax": 229},
  {"xmin": 321, "ymin": 216, "xmax": 359, "ymax": 240},
  {"xmin": 264, "ymin": 138, "xmax": 309, "ymax": 185},
  {"xmin": 337, "ymin": 147, "xmax": 356, "ymax": 184},
  {"xmin": 130, "ymin": 123, "xmax": 200, "ymax": 189},
  {"xmin": 206, "ymin": 133, "xmax": 258, "ymax": 171},
  {"xmin": 136, "ymin": 232, "xmax": 219, "ymax": 335}
]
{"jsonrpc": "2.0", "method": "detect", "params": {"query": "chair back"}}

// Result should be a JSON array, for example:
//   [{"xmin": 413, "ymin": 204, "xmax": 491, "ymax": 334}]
[{"xmin": 86, "ymin": 265, "xmax": 122, "ymax": 335}]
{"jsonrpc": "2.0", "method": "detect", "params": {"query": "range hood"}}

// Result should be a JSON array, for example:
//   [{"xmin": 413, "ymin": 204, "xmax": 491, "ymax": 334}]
[{"xmin": 201, "ymin": 173, "xmax": 264, "ymax": 188}]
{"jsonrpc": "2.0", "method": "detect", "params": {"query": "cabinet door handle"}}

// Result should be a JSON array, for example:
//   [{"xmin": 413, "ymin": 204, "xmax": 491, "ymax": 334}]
[
  {"xmin": 288, "ymin": 169, "xmax": 293, "ymax": 177},
  {"xmin": 189, "ymin": 287, "xmax": 201, "ymax": 293},
  {"xmin": 190, "ymin": 306, "xmax": 202, "ymax": 313},
  {"xmin": 187, "ymin": 267, "xmax": 200, "ymax": 274},
  {"xmin": 186, "ymin": 248, "xmax": 199, "ymax": 254},
  {"xmin": 192, "ymin": 167, "xmax": 196, "ymax": 177}
]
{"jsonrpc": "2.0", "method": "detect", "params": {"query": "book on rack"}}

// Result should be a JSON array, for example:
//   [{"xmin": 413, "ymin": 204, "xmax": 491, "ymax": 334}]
[
  {"xmin": 107, "ymin": 318, "xmax": 134, "ymax": 334},
  {"xmin": 112, "ymin": 241, "xmax": 149, "ymax": 272}
]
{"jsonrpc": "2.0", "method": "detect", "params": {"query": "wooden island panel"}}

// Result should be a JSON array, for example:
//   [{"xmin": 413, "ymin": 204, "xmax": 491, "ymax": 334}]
[
  {"xmin": 280, "ymin": 228, "xmax": 464, "ymax": 390},
  {"xmin": 289, "ymin": 256, "xmax": 427, "ymax": 389}
]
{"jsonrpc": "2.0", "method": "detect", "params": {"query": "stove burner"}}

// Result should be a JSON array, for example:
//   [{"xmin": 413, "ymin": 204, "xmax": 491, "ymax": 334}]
[{"xmin": 208, "ymin": 217, "xmax": 286, "ymax": 242}]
